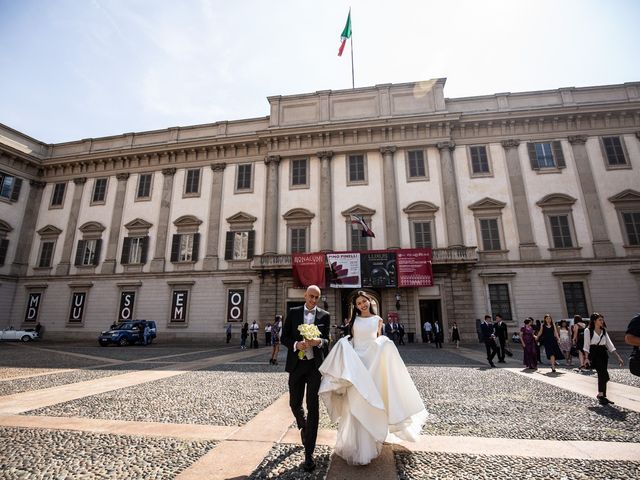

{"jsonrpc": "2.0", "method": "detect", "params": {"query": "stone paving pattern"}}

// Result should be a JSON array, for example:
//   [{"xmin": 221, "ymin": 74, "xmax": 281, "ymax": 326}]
[{"xmin": 0, "ymin": 341, "xmax": 638, "ymax": 479}]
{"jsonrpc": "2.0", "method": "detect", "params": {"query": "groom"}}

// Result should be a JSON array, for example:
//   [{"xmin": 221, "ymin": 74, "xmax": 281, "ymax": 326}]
[{"xmin": 281, "ymin": 285, "xmax": 330, "ymax": 472}]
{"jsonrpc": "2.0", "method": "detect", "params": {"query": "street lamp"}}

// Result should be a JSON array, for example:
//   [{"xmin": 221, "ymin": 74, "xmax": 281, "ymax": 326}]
[
  {"xmin": 395, "ymin": 291, "xmax": 401, "ymax": 310},
  {"xmin": 321, "ymin": 294, "xmax": 328, "ymax": 310}
]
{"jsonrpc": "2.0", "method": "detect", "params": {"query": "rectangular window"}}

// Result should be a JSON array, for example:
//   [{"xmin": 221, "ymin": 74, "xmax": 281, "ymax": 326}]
[
  {"xmin": 602, "ymin": 136, "xmax": 627, "ymax": 166},
  {"xmin": 38, "ymin": 241, "xmax": 55, "ymax": 268},
  {"xmin": 348, "ymin": 154, "xmax": 366, "ymax": 183},
  {"xmin": 549, "ymin": 215, "xmax": 573, "ymax": 248},
  {"xmin": 121, "ymin": 237, "xmax": 149, "ymax": 264},
  {"xmin": 74, "ymin": 239, "xmax": 102, "ymax": 266},
  {"xmin": 407, "ymin": 150, "xmax": 426, "ymax": 178},
  {"xmin": 488, "ymin": 284, "xmax": 512, "ymax": 322},
  {"xmin": 350, "ymin": 227, "xmax": 369, "ymax": 251},
  {"xmin": 470, "ymin": 146, "xmax": 490, "ymax": 175},
  {"xmin": 622, "ymin": 212, "xmax": 640, "ymax": 246},
  {"xmin": 51, "ymin": 183, "xmax": 66, "ymax": 207},
  {"xmin": 184, "ymin": 169, "xmax": 201, "ymax": 195},
  {"xmin": 0, "ymin": 238, "xmax": 8, "ymax": 265},
  {"xmin": 136, "ymin": 174, "xmax": 152, "ymax": 199},
  {"xmin": 0, "ymin": 172, "xmax": 22, "ymax": 202},
  {"xmin": 291, "ymin": 159, "xmax": 308, "ymax": 186},
  {"xmin": 236, "ymin": 164, "xmax": 252, "ymax": 190},
  {"xmin": 224, "ymin": 231, "xmax": 255, "ymax": 260},
  {"xmin": 92, "ymin": 178, "xmax": 108, "ymax": 203},
  {"xmin": 413, "ymin": 221, "xmax": 432, "ymax": 248},
  {"xmin": 480, "ymin": 218, "xmax": 501, "ymax": 251},
  {"xmin": 527, "ymin": 141, "xmax": 565, "ymax": 170},
  {"xmin": 563, "ymin": 282, "xmax": 588, "ymax": 318},
  {"xmin": 170, "ymin": 233, "xmax": 200, "ymax": 262},
  {"xmin": 290, "ymin": 228, "xmax": 307, "ymax": 253}
]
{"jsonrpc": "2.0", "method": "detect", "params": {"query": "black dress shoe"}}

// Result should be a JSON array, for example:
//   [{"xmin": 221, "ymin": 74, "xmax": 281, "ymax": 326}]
[
  {"xmin": 598, "ymin": 396, "xmax": 615, "ymax": 405},
  {"xmin": 498, "ymin": 360, "xmax": 506, "ymax": 363},
  {"xmin": 489, "ymin": 362, "xmax": 496, "ymax": 368},
  {"xmin": 303, "ymin": 455, "xmax": 316, "ymax": 472}
]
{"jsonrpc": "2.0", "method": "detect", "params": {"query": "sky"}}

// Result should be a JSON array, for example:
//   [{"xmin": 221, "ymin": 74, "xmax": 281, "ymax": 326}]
[{"xmin": 1, "ymin": 0, "xmax": 639, "ymax": 144}]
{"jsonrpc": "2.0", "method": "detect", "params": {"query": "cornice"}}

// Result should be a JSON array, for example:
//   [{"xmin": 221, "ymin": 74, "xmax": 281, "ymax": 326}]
[{"xmin": 15, "ymin": 100, "xmax": 640, "ymax": 181}]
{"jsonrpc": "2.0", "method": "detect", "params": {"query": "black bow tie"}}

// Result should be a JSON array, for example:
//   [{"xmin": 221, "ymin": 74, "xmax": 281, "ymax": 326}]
[{"xmin": 304, "ymin": 309, "xmax": 314, "ymax": 315}]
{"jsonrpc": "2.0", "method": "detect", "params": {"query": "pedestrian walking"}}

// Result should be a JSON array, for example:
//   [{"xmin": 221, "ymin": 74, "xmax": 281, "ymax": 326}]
[
  {"xmin": 584, "ymin": 312, "xmax": 624, "ymax": 405},
  {"xmin": 265, "ymin": 322, "xmax": 272, "ymax": 346},
  {"xmin": 451, "ymin": 321, "xmax": 460, "ymax": 348},
  {"xmin": 519, "ymin": 318, "xmax": 537, "ymax": 370},
  {"xmin": 226, "ymin": 323, "xmax": 232, "ymax": 344}
]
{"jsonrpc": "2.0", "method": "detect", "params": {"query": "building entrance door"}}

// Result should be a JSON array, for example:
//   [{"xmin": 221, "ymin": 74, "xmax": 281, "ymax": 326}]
[{"xmin": 419, "ymin": 299, "xmax": 441, "ymax": 343}]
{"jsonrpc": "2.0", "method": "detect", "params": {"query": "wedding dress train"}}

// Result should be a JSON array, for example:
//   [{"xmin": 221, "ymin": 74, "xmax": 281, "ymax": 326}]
[{"xmin": 319, "ymin": 315, "xmax": 428, "ymax": 465}]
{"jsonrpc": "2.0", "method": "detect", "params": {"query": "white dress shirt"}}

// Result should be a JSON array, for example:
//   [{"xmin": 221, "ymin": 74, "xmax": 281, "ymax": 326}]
[{"xmin": 583, "ymin": 328, "xmax": 616, "ymax": 354}]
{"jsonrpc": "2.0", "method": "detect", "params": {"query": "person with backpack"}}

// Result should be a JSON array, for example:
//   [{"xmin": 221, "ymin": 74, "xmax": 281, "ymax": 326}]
[{"xmin": 583, "ymin": 312, "xmax": 624, "ymax": 405}]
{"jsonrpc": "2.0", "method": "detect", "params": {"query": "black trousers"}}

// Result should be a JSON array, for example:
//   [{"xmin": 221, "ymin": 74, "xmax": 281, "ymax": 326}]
[
  {"xmin": 288, "ymin": 359, "xmax": 321, "ymax": 457},
  {"xmin": 497, "ymin": 339, "xmax": 506, "ymax": 361},
  {"xmin": 484, "ymin": 340, "xmax": 498, "ymax": 363},
  {"xmin": 589, "ymin": 346, "xmax": 610, "ymax": 396}
]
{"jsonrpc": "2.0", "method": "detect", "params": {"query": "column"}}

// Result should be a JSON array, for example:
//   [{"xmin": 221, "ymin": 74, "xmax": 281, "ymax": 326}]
[
  {"xmin": 501, "ymin": 140, "xmax": 540, "ymax": 260},
  {"xmin": 101, "ymin": 173, "xmax": 130, "ymax": 273},
  {"xmin": 10, "ymin": 180, "xmax": 45, "ymax": 276},
  {"xmin": 380, "ymin": 146, "xmax": 400, "ymax": 249},
  {"xmin": 263, "ymin": 155, "xmax": 281, "ymax": 255},
  {"xmin": 56, "ymin": 177, "xmax": 87, "ymax": 275},
  {"xmin": 568, "ymin": 135, "xmax": 615, "ymax": 258},
  {"xmin": 436, "ymin": 142, "xmax": 464, "ymax": 247},
  {"xmin": 150, "ymin": 168, "xmax": 176, "ymax": 273},
  {"xmin": 203, "ymin": 163, "xmax": 226, "ymax": 270},
  {"xmin": 317, "ymin": 151, "xmax": 334, "ymax": 251}
]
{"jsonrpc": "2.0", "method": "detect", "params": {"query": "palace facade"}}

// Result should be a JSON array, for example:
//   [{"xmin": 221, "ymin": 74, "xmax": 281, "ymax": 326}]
[{"xmin": 1, "ymin": 78, "xmax": 639, "ymax": 341}]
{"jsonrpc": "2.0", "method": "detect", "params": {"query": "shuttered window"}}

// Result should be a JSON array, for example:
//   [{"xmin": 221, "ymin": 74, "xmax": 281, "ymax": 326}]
[{"xmin": 527, "ymin": 141, "xmax": 565, "ymax": 169}]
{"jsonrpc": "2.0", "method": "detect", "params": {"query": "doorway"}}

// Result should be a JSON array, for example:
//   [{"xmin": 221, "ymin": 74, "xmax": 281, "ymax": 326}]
[{"xmin": 419, "ymin": 299, "xmax": 441, "ymax": 343}]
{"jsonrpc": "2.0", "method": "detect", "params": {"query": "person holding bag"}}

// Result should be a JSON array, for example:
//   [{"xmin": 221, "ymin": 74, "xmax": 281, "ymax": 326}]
[{"xmin": 583, "ymin": 312, "xmax": 624, "ymax": 405}]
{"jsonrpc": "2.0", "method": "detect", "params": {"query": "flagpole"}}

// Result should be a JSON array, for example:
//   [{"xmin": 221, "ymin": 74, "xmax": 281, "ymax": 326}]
[{"xmin": 350, "ymin": 10, "xmax": 354, "ymax": 88}]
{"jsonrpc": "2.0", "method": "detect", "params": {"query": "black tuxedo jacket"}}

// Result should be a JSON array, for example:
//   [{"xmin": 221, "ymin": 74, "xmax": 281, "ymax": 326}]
[
  {"xmin": 281, "ymin": 305, "xmax": 331, "ymax": 373},
  {"xmin": 494, "ymin": 321, "xmax": 508, "ymax": 341},
  {"xmin": 480, "ymin": 321, "xmax": 496, "ymax": 342}
]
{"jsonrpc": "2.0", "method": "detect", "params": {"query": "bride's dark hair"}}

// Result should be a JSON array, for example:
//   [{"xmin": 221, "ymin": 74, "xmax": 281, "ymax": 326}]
[{"xmin": 347, "ymin": 291, "xmax": 377, "ymax": 339}]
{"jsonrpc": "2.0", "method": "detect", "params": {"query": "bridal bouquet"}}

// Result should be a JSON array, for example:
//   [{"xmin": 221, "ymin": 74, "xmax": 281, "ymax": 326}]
[{"xmin": 298, "ymin": 323, "xmax": 321, "ymax": 359}]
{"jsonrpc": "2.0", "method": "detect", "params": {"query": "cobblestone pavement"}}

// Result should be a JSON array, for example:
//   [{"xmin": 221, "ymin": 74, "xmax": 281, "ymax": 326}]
[{"xmin": 0, "ymin": 340, "xmax": 638, "ymax": 479}]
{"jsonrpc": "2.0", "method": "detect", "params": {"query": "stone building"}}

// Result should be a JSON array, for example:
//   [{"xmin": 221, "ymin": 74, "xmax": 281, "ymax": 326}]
[{"xmin": 1, "ymin": 78, "xmax": 639, "ymax": 342}]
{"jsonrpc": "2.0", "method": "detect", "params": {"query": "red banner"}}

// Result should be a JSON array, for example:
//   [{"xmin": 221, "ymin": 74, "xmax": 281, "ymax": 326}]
[
  {"xmin": 396, "ymin": 248, "xmax": 433, "ymax": 287},
  {"xmin": 292, "ymin": 253, "xmax": 326, "ymax": 288}
]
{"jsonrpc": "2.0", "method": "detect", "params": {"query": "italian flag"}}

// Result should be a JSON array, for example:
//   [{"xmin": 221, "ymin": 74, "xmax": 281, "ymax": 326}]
[{"xmin": 338, "ymin": 11, "xmax": 352, "ymax": 56}]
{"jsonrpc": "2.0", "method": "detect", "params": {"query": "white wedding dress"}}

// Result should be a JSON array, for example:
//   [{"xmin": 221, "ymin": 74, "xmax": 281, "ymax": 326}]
[{"xmin": 318, "ymin": 315, "xmax": 428, "ymax": 465}]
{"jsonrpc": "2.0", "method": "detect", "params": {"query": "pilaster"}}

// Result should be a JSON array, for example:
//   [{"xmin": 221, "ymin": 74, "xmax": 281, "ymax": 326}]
[
  {"xmin": 317, "ymin": 151, "xmax": 334, "ymax": 251},
  {"xmin": 150, "ymin": 168, "xmax": 176, "ymax": 273},
  {"xmin": 203, "ymin": 163, "xmax": 227, "ymax": 270},
  {"xmin": 101, "ymin": 173, "xmax": 130, "ymax": 273},
  {"xmin": 501, "ymin": 140, "xmax": 540, "ymax": 260},
  {"xmin": 380, "ymin": 146, "xmax": 400, "ymax": 249},
  {"xmin": 263, "ymin": 155, "xmax": 281, "ymax": 255},
  {"xmin": 567, "ymin": 135, "xmax": 615, "ymax": 258},
  {"xmin": 436, "ymin": 142, "xmax": 464, "ymax": 247},
  {"xmin": 10, "ymin": 180, "xmax": 45, "ymax": 276},
  {"xmin": 56, "ymin": 177, "xmax": 87, "ymax": 275}
]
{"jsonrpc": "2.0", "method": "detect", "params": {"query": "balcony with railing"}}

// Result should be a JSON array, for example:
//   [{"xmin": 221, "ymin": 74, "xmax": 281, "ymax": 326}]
[{"xmin": 251, "ymin": 246, "xmax": 478, "ymax": 270}]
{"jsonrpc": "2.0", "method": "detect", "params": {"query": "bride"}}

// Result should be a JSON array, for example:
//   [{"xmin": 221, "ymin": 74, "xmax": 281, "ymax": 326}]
[{"xmin": 319, "ymin": 291, "xmax": 428, "ymax": 465}]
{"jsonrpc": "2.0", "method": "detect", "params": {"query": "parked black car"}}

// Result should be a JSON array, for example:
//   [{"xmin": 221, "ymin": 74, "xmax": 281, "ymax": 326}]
[{"xmin": 98, "ymin": 320, "xmax": 157, "ymax": 346}]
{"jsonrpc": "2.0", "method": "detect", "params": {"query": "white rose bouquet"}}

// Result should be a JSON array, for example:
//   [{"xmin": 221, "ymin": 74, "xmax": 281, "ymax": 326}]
[{"xmin": 297, "ymin": 323, "xmax": 321, "ymax": 359}]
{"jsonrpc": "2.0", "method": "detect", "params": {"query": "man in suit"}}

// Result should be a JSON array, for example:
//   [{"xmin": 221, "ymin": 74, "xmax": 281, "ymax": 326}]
[
  {"xmin": 281, "ymin": 285, "xmax": 330, "ymax": 472},
  {"xmin": 481, "ymin": 314, "xmax": 498, "ymax": 368},
  {"xmin": 494, "ymin": 314, "xmax": 508, "ymax": 363}
]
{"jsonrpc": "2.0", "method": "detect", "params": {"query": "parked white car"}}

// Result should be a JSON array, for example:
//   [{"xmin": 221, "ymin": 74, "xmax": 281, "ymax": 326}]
[{"xmin": 0, "ymin": 328, "xmax": 38, "ymax": 342}]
